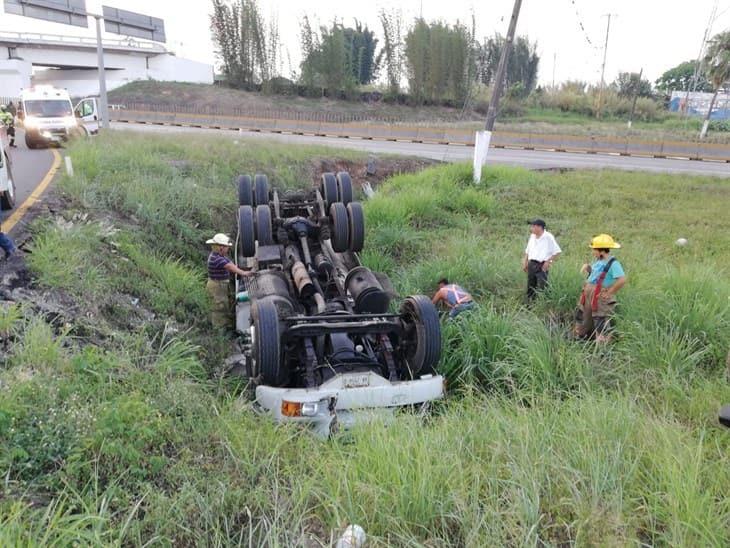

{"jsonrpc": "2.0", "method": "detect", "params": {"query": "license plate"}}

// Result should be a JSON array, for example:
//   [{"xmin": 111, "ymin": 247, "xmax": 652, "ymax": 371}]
[{"xmin": 342, "ymin": 374, "xmax": 370, "ymax": 388}]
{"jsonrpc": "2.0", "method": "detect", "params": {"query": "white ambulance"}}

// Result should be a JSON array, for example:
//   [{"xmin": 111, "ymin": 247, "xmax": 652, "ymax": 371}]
[{"xmin": 18, "ymin": 86, "xmax": 77, "ymax": 149}]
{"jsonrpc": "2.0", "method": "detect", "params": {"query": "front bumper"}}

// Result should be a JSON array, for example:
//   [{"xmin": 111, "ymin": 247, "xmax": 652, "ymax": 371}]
[
  {"xmin": 27, "ymin": 127, "xmax": 71, "ymax": 143},
  {"xmin": 255, "ymin": 372, "xmax": 445, "ymax": 436}
]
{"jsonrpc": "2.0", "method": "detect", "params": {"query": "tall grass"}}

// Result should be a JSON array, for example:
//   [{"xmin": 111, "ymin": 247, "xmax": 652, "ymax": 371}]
[{"xmin": 2, "ymin": 132, "xmax": 729, "ymax": 545}]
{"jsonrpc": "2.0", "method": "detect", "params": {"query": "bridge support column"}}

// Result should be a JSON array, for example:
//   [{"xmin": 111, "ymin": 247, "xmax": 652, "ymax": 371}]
[{"xmin": 0, "ymin": 59, "xmax": 32, "ymax": 98}]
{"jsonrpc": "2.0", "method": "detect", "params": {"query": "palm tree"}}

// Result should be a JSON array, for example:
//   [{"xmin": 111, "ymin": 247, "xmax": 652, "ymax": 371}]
[{"xmin": 700, "ymin": 30, "xmax": 730, "ymax": 139}]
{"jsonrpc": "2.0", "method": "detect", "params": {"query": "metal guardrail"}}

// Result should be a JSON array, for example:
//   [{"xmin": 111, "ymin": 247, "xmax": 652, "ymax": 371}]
[
  {"xmin": 119, "ymin": 102, "xmax": 469, "ymax": 125},
  {"xmin": 111, "ymin": 108, "xmax": 730, "ymax": 162},
  {"xmin": 0, "ymin": 30, "xmax": 166, "ymax": 52}
]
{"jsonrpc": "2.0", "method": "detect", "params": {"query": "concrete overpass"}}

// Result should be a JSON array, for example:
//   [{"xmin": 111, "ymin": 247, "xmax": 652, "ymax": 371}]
[
  {"xmin": 0, "ymin": 30, "xmax": 213, "ymax": 98},
  {"xmin": 0, "ymin": 0, "xmax": 213, "ymax": 99}
]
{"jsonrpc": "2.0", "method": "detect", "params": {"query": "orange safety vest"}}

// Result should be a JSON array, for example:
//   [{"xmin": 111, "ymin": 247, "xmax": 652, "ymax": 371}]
[{"xmin": 580, "ymin": 258, "xmax": 615, "ymax": 312}]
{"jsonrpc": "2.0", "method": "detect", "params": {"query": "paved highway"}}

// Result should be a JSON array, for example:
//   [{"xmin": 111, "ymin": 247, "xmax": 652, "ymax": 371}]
[
  {"xmin": 112, "ymin": 122, "xmax": 730, "ymax": 177},
  {"xmin": 7, "ymin": 130, "xmax": 55, "ymax": 206},
  {"xmin": 4, "ymin": 122, "xmax": 727, "ymax": 236},
  {"xmin": 3, "ymin": 129, "xmax": 58, "ymax": 234}
]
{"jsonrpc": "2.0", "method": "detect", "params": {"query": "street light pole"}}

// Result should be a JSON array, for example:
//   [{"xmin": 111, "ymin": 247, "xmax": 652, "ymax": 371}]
[{"xmin": 93, "ymin": 14, "xmax": 110, "ymax": 130}]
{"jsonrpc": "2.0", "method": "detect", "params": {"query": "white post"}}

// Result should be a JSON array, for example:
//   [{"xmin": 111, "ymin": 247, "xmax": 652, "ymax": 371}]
[
  {"xmin": 473, "ymin": 130, "xmax": 492, "ymax": 184},
  {"xmin": 700, "ymin": 119, "xmax": 710, "ymax": 139},
  {"xmin": 64, "ymin": 156, "xmax": 74, "ymax": 177}
]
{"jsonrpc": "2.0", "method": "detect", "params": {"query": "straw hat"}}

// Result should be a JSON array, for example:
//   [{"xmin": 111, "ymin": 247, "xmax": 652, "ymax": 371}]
[{"xmin": 206, "ymin": 233, "xmax": 233, "ymax": 246}]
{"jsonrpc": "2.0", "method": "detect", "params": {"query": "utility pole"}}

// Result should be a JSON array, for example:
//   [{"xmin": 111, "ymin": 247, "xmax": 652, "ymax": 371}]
[
  {"xmin": 93, "ymin": 14, "xmax": 110, "ymax": 130},
  {"xmin": 473, "ymin": 0, "xmax": 521, "ymax": 183},
  {"xmin": 484, "ymin": 0, "xmax": 522, "ymax": 130},
  {"xmin": 596, "ymin": 14, "xmax": 615, "ymax": 120},
  {"xmin": 683, "ymin": 1, "xmax": 717, "ymax": 117},
  {"xmin": 627, "ymin": 68, "xmax": 643, "ymax": 129}
]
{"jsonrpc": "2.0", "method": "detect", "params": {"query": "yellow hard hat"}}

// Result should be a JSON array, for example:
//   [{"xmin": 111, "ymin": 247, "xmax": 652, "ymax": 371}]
[{"xmin": 589, "ymin": 234, "xmax": 621, "ymax": 249}]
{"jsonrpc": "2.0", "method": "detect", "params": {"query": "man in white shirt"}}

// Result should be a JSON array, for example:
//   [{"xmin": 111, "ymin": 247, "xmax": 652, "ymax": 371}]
[{"xmin": 522, "ymin": 219, "xmax": 562, "ymax": 300}]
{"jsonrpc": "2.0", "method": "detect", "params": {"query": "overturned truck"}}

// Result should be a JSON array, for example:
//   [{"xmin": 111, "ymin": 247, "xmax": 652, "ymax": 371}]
[{"xmin": 234, "ymin": 172, "xmax": 444, "ymax": 434}]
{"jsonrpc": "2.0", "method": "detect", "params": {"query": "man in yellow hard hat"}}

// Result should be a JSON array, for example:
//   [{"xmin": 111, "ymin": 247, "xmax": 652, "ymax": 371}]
[
  {"xmin": 206, "ymin": 233, "xmax": 253, "ymax": 329},
  {"xmin": 0, "ymin": 105, "xmax": 16, "ymax": 148},
  {"xmin": 574, "ymin": 234, "xmax": 626, "ymax": 343}
]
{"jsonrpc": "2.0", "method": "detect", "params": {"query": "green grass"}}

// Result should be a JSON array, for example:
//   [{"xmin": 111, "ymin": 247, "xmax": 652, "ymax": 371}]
[{"xmin": 1, "ymin": 132, "xmax": 729, "ymax": 545}]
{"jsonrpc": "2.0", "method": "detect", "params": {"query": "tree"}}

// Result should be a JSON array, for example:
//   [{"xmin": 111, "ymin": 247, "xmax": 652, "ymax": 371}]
[
  {"xmin": 343, "ymin": 21, "xmax": 379, "ymax": 85},
  {"xmin": 701, "ymin": 30, "xmax": 730, "ymax": 138},
  {"xmin": 378, "ymin": 9, "xmax": 404, "ymax": 96},
  {"xmin": 476, "ymin": 35, "xmax": 539, "ymax": 98},
  {"xmin": 299, "ymin": 20, "xmax": 358, "ymax": 97},
  {"xmin": 210, "ymin": 0, "xmax": 278, "ymax": 90},
  {"xmin": 613, "ymin": 72, "xmax": 653, "ymax": 98},
  {"xmin": 655, "ymin": 60, "xmax": 712, "ymax": 94},
  {"xmin": 404, "ymin": 18, "xmax": 472, "ymax": 104}
]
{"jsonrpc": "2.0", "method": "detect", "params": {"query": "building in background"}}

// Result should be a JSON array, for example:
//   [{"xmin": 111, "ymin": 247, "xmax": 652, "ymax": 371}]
[
  {"xmin": 669, "ymin": 90, "xmax": 730, "ymax": 120},
  {"xmin": 0, "ymin": 0, "xmax": 213, "ymax": 98}
]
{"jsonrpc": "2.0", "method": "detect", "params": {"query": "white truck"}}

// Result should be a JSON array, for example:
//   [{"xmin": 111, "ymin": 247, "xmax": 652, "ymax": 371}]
[
  {"xmin": 234, "ymin": 173, "xmax": 445, "ymax": 436},
  {"xmin": 73, "ymin": 97, "xmax": 101, "ymax": 136},
  {"xmin": 0, "ymin": 130, "xmax": 17, "ymax": 210},
  {"xmin": 18, "ymin": 86, "xmax": 77, "ymax": 148}
]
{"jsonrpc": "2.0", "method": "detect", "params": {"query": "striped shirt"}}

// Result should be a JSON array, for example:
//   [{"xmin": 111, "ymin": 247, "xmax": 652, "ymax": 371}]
[{"xmin": 207, "ymin": 252, "xmax": 231, "ymax": 280}]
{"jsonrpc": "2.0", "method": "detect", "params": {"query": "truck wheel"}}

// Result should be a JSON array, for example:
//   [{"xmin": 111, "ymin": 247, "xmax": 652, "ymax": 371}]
[
  {"xmin": 329, "ymin": 202, "xmax": 349, "ymax": 253},
  {"xmin": 399, "ymin": 295, "xmax": 442, "ymax": 376},
  {"xmin": 346, "ymin": 201, "xmax": 364, "ymax": 252},
  {"xmin": 254, "ymin": 174, "xmax": 269, "ymax": 206},
  {"xmin": 320, "ymin": 173, "xmax": 338, "ymax": 210},
  {"xmin": 238, "ymin": 205, "xmax": 256, "ymax": 257},
  {"xmin": 24, "ymin": 135, "xmax": 36, "ymax": 149},
  {"xmin": 238, "ymin": 174, "xmax": 253, "ymax": 206},
  {"xmin": 255, "ymin": 204, "xmax": 273, "ymax": 245},
  {"xmin": 252, "ymin": 298, "xmax": 285, "ymax": 386},
  {"xmin": 336, "ymin": 171, "xmax": 353, "ymax": 204}
]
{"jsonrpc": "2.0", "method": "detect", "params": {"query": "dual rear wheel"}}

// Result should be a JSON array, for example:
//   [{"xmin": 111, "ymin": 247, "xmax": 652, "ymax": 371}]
[
  {"xmin": 238, "ymin": 173, "xmax": 269, "ymax": 207},
  {"xmin": 237, "ymin": 174, "xmax": 272, "ymax": 257}
]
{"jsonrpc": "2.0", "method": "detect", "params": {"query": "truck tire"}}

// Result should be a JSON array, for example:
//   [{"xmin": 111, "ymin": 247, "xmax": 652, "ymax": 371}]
[
  {"xmin": 238, "ymin": 205, "xmax": 256, "ymax": 257},
  {"xmin": 346, "ymin": 201, "xmax": 364, "ymax": 252},
  {"xmin": 252, "ymin": 298, "xmax": 285, "ymax": 386},
  {"xmin": 25, "ymin": 135, "xmax": 36, "ymax": 150},
  {"xmin": 254, "ymin": 174, "xmax": 269, "ymax": 206},
  {"xmin": 329, "ymin": 202, "xmax": 349, "ymax": 253},
  {"xmin": 1, "ymin": 153, "xmax": 16, "ymax": 210},
  {"xmin": 320, "ymin": 173, "xmax": 338, "ymax": 210},
  {"xmin": 255, "ymin": 204, "xmax": 273, "ymax": 245},
  {"xmin": 399, "ymin": 295, "xmax": 442, "ymax": 376},
  {"xmin": 336, "ymin": 171, "xmax": 353, "ymax": 204},
  {"xmin": 238, "ymin": 175, "xmax": 253, "ymax": 206}
]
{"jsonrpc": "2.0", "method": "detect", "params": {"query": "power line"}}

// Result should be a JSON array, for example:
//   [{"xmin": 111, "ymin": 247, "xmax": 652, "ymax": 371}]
[{"xmin": 570, "ymin": 0, "xmax": 594, "ymax": 47}]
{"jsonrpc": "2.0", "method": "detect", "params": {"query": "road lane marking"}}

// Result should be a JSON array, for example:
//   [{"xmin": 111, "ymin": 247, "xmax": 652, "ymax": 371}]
[{"xmin": 4, "ymin": 149, "xmax": 62, "ymax": 233}]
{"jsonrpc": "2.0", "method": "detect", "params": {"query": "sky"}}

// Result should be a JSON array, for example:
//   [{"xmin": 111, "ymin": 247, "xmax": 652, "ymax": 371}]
[
  {"xmin": 163, "ymin": 0, "xmax": 730, "ymax": 86},
  {"xmin": 8, "ymin": 0, "xmax": 730, "ymax": 85}
]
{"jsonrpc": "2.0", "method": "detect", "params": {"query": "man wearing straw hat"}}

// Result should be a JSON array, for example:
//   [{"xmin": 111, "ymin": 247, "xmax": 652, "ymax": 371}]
[{"xmin": 206, "ymin": 233, "xmax": 253, "ymax": 329}]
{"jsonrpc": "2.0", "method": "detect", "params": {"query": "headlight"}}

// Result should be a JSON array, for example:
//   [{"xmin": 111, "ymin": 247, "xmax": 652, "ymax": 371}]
[
  {"xmin": 63, "ymin": 116, "xmax": 77, "ymax": 127},
  {"xmin": 24, "ymin": 116, "xmax": 39, "ymax": 129}
]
